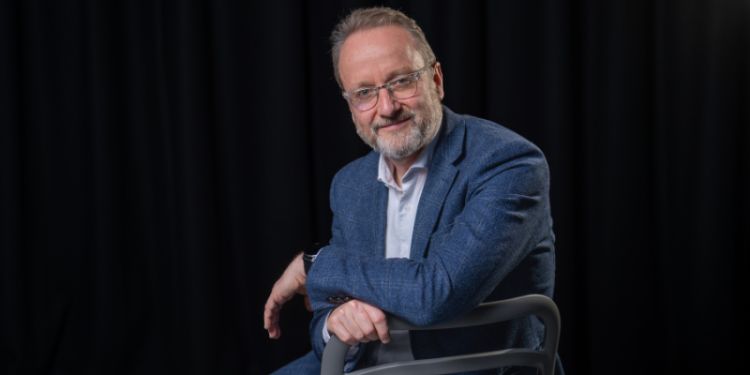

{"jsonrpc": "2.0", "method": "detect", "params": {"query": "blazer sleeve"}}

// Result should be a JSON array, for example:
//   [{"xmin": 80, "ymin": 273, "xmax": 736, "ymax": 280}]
[{"xmin": 306, "ymin": 145, "xmax": 552, "ymax": 326}]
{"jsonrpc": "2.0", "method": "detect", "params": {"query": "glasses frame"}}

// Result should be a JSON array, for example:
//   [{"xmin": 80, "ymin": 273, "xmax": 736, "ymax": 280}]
[{"xmin": 342, "ymin": 61, "xmax": 436, "ymax": 112}]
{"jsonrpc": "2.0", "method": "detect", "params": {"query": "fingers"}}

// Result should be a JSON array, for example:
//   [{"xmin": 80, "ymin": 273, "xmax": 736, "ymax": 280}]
[
  {"xmin": 327, "ymin": 303, "xmax": 357, "ymax": 345},
  {"xmin": 263, "ymin": 283, "xmax": 287, "ymax": 327},
  {"xmin": 349, "ymin": 304, "xmax": 380, "ymax": 342},
  {"xmin": 264, "ymin": 293, "xmax": 282, "ymax": 339},
  {"xmin": 263, "ymin": 253, "xmax": 308, "ymax": 340},
  {"xmin": 327, "ymin": 300, "xmax": 390, "ymax": 346},
  {"xmin": 264, "ymin": 279, "xmax": 300, "ymax": 339},
  {"xmin": 326, "ymin": 303, "xmax": 352, "ymax": 344},
  {"xmin": 363, "ymin": 304, "xmax": 390, "ymax": 344}
]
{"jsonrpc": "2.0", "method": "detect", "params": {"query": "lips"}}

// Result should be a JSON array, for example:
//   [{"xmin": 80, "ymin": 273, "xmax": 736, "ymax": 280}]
[{"xmin": 374, "ymin": 116, "xmax": 413, "ymax": 132}]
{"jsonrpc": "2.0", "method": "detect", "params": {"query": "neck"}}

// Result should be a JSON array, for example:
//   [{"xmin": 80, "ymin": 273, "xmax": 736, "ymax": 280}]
[{"xmin": 387, "ymin": 149, "xmax": 422, "ymax": 187}]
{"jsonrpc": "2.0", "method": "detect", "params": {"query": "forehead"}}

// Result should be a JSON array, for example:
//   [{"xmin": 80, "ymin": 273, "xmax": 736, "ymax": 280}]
[{"xmin": 338, "ymin": 25, "xmax": 425, "ymax": 89}]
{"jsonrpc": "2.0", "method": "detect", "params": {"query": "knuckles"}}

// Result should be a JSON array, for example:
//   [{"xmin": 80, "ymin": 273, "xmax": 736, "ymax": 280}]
[
  {"xmin": 370, "ymin": 310, "xmax": 386, "ymax": 323},
  {"xmin": 328, "ymin": 300, "xmax": 389, "ymax": 344}
]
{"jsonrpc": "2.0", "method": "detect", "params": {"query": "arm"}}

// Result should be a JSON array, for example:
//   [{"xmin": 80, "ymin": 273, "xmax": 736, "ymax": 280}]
[{"xmin": 307, "ymin": 148, "xmax": 552, "ymax": 326}]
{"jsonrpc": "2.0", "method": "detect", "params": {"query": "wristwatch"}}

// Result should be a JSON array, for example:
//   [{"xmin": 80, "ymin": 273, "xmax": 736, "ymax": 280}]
[{"xmin": 302, "ymin": 242, "xmax": 327, "ymax": 274}]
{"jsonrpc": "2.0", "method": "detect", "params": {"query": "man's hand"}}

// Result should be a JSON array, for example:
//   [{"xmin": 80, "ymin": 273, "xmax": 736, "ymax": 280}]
[
  {"xmin": 264, "ymin": 253, "xmax": 310, "ymax": 339},
  {"xmin": 327, "ymin": 299, "xmax": 390, "ymax": 346}
]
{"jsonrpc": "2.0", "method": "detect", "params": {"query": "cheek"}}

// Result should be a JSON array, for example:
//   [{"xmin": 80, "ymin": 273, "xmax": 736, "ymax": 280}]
[
  {"xmin": 353, "ymin": 112, "xmax": 372, "ymax": 130},
  {"xmin": 352, "ymin": 115, "xmax": 372, "ymax": 138},
  {"xmin": 355, "ymin": 121, "xmax": 368, "ymax": 135}
]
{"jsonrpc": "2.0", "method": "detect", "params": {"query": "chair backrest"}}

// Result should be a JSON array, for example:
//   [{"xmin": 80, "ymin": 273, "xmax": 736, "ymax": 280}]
[{"xmin": 320, "ymin": 294, "xmax": 560, "ymax": 375}]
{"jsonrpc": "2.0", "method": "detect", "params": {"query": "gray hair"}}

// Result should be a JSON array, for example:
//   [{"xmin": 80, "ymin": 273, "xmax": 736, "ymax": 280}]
[{"xmin": 330, "ymin": 7, "xmax": 436, "ymax": 88}]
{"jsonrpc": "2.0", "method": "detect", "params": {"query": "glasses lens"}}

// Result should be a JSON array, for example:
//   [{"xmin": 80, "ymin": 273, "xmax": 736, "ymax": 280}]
[
  {"xmin": 348, "ymin": 67, "xmax": 428, "ymax": 111},
  {"xmin": 391, "ymin": 75, "xmax": 419, "ymax": 100},
  {"xmin": 354, "ymin": 95, "xmax": 377, "ymax": 111}
]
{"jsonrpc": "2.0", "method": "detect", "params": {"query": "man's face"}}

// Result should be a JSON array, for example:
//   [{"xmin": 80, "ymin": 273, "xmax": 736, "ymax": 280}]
[{"xmin": 337, "ymin": 26, "xmax": 445, "ymax": 161}]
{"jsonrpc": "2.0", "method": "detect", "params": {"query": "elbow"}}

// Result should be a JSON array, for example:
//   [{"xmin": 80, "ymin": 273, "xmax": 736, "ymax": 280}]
[
  {"xmin": 403, "ymin": 272, "xmax": 458, "ymax": 326},
  {"xmin": 410, "ymin": 309, "xmax": 450, "ymax": 326},
  {"xmin": 390, "ymin": 259, "xmax": 470, "ymax": 326},
  {"xmin": 405, "ymin": 296, "xmax": 458, "ymax": 326}
]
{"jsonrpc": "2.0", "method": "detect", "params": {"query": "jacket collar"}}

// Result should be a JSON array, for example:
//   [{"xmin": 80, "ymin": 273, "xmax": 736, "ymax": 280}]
[{"xmin": 409, "ymin": 107, "xmax": 465, "ymax": 259}]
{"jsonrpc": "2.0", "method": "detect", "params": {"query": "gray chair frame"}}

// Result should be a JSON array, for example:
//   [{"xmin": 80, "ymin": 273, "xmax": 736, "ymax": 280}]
[{"xmin": 320, "ymin": 294, "xmax": 560, "ymax": 375}]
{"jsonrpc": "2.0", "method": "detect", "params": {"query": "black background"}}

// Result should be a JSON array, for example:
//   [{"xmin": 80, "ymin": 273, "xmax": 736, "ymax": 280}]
[{"xmin": 1, "ymin": 0, "xmax": 748, "ymax": 374}]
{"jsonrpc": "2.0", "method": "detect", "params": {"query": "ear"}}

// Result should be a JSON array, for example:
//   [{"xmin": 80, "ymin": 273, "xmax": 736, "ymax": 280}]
[{"xmin": 432, "ymin": 62, "xmax": 445, "ymax": 100}]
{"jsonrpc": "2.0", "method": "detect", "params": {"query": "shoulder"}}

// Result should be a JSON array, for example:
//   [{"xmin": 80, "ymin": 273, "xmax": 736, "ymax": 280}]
[
  {"xmin": 443, "ymin": 109, "xmax": 549, "ymax": 194},
  {"xmin": 462, "ymin": 113, "xmax": 542, "ymax": 161},
  {"xmin": 331, "ymin": 151, "xmax": 378, "ymax": 188},
  {"xmin": 443, "ymin": 109, "xmax": 546, "ymax": 170}
]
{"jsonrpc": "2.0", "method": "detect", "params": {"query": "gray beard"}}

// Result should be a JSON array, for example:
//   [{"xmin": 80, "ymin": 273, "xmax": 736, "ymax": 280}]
[
  {"xmin": 358, "ymin": 103, "xmax": 443, "ymax": 161},
  {"xmin": 375, "ymin": 120, "xmax": 425, "ymax": 160}
]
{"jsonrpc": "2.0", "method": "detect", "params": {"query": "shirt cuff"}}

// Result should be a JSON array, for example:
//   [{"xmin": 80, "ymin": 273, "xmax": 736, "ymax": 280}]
[{"xmin": 322, "ymin": 311, "xmax": 332, "ymax": 343}]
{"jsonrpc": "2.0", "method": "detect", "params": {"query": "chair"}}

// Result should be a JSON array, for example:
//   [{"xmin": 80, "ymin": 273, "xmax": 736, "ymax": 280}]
[{"xmin": 320, "ymin": 294, "xmax": 560, "ymax": 375}]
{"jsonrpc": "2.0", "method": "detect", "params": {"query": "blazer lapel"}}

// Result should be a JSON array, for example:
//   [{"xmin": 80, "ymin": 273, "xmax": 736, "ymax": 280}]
[
  {"xmin": 410, "ymin": 108, "xmax": 466, "ymax": 259},
  {"xmin": 356, "ymin": 152, "xmax": 389, "ymax": 256},
  {"xmin": 371, "ymin": 177, "xmax": 388, "ymax": 256}
]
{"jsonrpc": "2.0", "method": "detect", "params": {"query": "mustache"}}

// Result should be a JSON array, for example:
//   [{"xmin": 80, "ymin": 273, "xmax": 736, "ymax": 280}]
[{"xmin": 372, "ymin": 113, "xmax": 414, "ymax": 131}]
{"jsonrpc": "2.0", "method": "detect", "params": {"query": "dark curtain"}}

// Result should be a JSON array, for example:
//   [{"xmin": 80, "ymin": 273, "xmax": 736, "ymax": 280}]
[{"xmin": 1, "ymin": 0, "xmax": 748, "ymax": 374}]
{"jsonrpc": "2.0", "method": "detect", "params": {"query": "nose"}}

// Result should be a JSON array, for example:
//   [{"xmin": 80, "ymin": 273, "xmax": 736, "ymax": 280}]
[{"xmin": 375, "ymin": 87, "xmax": 401, "ymax": 117}]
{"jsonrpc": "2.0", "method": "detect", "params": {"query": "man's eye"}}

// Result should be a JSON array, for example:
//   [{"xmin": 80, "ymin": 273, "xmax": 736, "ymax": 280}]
[
  {"xmin": 354, "ymin": 89, "xmax": 372, "ymax": 99},
  {"xmin": 391, "ymin": 77, "xmax": 412, "ymax": 88},
  {"xmin": 354, "ymin": 88, "xmax": 374, "ymax": 98}
]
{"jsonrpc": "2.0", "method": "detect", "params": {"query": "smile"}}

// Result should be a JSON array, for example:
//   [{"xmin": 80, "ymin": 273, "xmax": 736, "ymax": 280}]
[{"xmin": 375, "ymin": 117, "xmax": 412, "ymax": 133}]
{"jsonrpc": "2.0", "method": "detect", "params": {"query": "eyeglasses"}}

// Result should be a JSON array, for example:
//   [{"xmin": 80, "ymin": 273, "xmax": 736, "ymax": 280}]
[{"xmin": 342, "ymin": 62, "xmax": 435, "ymax": 112}]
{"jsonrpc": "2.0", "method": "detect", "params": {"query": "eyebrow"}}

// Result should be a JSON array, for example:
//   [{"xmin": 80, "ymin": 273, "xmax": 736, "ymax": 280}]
[{"xmin": 353, "ymin": 67, "xmax": 417, "ymax": 89}]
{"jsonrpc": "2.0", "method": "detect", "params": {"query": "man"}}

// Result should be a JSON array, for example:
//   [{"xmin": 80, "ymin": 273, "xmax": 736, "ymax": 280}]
[{"xmin": 264, "ymin": 7, "xmax": 562, "ymax": 374}]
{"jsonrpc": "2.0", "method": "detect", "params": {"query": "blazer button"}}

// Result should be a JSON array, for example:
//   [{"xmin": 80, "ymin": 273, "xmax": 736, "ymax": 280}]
[{"xmin": 327, "ymin": 295, "xmax": 352, "ymax": 305}]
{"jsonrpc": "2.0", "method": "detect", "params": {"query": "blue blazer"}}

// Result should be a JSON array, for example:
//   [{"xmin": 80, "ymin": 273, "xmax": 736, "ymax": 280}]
[{"xmin": 307, "ymin": 107, "xmax": 557, "ymax": 373}]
